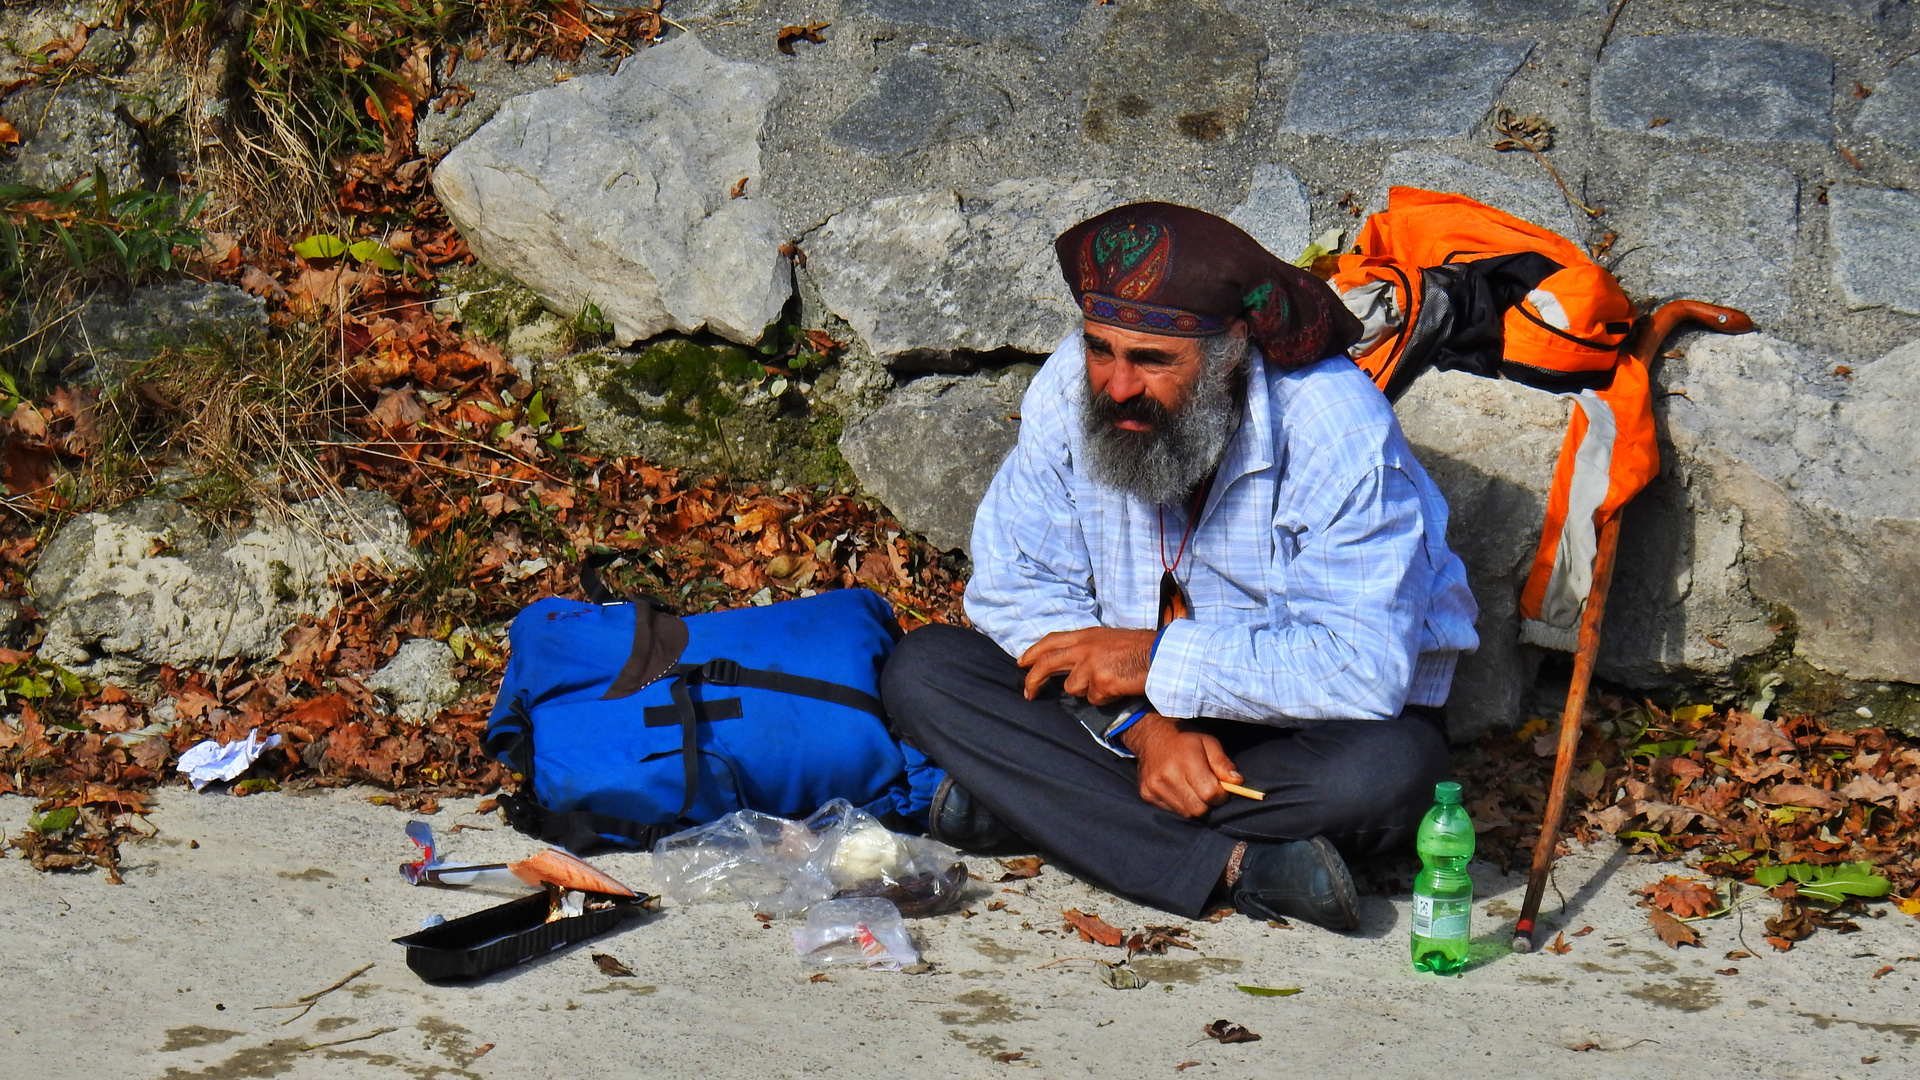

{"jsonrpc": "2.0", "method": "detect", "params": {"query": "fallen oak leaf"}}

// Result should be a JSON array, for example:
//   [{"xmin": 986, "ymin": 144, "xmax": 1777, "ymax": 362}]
[
  {"xmin": 775, "ymin": 20, "xmax": 829, "ymax": 54},
  {"xmin": 1202, "ymin": 1019, "xmax": 1261, "ymax": 1044},
  {"xmin": 998, "ymin": 856, "xmax": 1043, "ymax": 881},
  {"xmin": 1063, "ymin": 908, "xmax": 1125, "ymax": 947},
  {"xmin": 1766, "ymin": 900, "xmax": 1815, "ymax": 943},
  {"xmin": 591, "ymin": 953, "xmax": 634, "ymax": 977},
  {"xmin": 1642, "ymin": 875, "xmax": 1716, "ymax": 918},
  {"xmin": 1648, "ymin": 909, "xmax": 1701, "ymax": 949}
]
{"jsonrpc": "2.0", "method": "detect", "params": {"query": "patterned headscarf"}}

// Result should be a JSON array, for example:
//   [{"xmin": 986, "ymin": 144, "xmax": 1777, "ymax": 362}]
[{"xmin": 1055, "ymin": 202, "xmax": 1362, "ymax": 370}]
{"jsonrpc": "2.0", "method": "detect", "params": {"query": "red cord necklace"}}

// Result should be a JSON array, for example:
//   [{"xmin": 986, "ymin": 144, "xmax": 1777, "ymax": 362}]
[{"xmin": 1156, "ymin": 473, "xmax": 1216, "ymax": 628}]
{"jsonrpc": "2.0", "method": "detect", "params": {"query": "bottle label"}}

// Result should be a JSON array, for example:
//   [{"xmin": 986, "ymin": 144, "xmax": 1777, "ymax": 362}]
[{"xmin": 1412, "ymin": 894, "xmax": 1471, "ymax": 941}]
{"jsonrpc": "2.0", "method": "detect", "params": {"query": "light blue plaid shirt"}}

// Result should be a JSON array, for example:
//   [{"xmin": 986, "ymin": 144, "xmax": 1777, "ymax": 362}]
[{"xmin": 966, "ymin": 333, "xmax": 1478, "ymax": 737}]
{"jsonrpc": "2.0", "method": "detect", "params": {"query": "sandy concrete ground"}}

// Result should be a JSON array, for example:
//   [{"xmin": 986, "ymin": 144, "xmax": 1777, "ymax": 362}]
[{"xmin": 4, "ymin": 788, "xmax": 1917, "ymax": 1080}]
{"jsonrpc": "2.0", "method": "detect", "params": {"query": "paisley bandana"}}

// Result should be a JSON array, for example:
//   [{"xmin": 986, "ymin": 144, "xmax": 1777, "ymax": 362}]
[{"xmin": 1056, "ymin": 202, "xmax": 1362, "ymax": 369}]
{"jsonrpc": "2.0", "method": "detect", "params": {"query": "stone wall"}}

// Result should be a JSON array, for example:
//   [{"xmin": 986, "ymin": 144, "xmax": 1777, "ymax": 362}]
[{"xmin": 12, "ymin": 0, "xmax": 1916, "ymax": 735}]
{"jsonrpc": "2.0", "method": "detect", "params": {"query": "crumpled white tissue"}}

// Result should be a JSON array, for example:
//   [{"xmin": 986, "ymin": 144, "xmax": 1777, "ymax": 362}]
[{"xmin": 176, "ymin": 727, "xmax": 283, "ymax": 791}]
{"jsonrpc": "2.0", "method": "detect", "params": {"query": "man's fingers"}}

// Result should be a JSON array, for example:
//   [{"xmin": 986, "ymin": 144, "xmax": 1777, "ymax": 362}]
[
  {"xmin": 1021, "ymin": 650, "xmax": 1071, "ymax": 699},
  {"xmin": 1200, "ymin": 736, "xmax": 1243, "ymax": 786}
]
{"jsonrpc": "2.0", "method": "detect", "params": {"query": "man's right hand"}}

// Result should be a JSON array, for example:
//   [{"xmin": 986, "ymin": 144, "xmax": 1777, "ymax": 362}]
[{"xmin": 1121, "ymin": 712, "xmax": 1243, "ymax": 818}]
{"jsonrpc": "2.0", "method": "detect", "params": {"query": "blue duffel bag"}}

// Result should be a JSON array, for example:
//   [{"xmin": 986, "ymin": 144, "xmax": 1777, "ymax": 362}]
[{"xmin": 484, "ymin": 583, "xmax": 944, "ymax": 853}]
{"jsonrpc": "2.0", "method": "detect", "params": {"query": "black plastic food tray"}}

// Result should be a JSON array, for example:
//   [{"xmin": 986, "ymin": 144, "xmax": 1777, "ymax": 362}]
[{"xmin": 394, "ymin": 891, "xmax": 651, "ymax": 982}]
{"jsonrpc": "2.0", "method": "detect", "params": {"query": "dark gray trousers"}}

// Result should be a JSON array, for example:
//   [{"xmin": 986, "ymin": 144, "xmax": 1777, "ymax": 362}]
[{"xmin": 881, "ymin": 624, "xmax": 1453, "ymax": 917}]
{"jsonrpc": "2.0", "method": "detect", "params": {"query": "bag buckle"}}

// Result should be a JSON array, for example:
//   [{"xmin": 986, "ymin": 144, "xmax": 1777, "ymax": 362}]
[{"xmin": 700, "ymin": 658, "xmax": 741, "ymax": 685}]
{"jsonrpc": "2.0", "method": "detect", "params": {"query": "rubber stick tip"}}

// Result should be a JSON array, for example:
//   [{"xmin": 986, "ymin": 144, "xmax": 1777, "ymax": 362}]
[{"xmin": 1510, "ymin": 935, "xmax": 1534, "ymax": 954}]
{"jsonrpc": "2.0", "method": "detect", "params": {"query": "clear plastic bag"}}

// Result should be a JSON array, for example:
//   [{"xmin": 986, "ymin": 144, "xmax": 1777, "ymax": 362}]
[
  {"xmin": 791, "ymin": 897, "xmax": 919, "ymax": 970},
  {"xmin": 653, "ymin": 799, "xmax": 967, "ymax": 917}
]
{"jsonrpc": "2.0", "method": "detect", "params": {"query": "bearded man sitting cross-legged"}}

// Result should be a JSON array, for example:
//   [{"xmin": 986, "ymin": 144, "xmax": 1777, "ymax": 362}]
[{"xmin": 881, "ymin": 203, "xmax": 1480, "ymax": 931}]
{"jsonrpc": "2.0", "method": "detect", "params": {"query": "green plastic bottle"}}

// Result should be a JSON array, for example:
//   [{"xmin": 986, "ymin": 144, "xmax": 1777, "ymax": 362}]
[{"xmin": 1411, "ymin": 780, "xmax": 1475, "ymax": 975}]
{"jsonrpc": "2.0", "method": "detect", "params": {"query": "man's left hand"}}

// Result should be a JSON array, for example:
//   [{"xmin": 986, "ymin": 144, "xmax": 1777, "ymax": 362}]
[{"xmin": 1018, "ymin": 627, "xmax": 1156, "ymax": 704}]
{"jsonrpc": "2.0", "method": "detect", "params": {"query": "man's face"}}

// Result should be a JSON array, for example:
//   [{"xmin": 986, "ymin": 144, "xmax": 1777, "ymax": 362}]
[
  {"xmin": 1081, "ymin": 322, "xmax": 1207, "ymax": 428},
  {"xmin": 1078, "ymin": 319, "xmax": 1249, "ymax": 506}
]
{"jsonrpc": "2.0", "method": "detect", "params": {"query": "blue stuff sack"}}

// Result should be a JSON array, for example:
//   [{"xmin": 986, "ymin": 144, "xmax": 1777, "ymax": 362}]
[{"xmin": 484, "ymin": 587, "xmax": 944, "ymax": 853}]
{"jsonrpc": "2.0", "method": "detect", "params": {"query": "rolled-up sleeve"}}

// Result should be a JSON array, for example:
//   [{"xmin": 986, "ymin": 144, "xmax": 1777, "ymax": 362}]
[
  {"xmin": 964, "ymin": 361, "xmax": 1101, "ymax": 660},
  {"xmin": 1144, "ymin": 464, "xmax": 1431, "ymax": 723}
]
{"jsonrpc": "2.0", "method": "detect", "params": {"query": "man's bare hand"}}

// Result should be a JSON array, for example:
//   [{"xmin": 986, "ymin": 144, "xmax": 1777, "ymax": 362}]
[
  {"xmin": 1121, "ymin": 713, "xmax": 1243, "ymax": 818},
  {"xmin": 1018, "ymin": 627, "xmax": 1155, "ymax": 704}
]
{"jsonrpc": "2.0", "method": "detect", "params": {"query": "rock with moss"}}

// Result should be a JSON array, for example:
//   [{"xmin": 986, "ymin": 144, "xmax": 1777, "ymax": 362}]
[
  {"xmin": 69, "ymin": 282, "xmax": 268, "ymax": 385},
  {"xmin": 544, "ymin": 339, "xmax": 853, "ymax": 489},
  {"xmin": 29, "ymin": 491, "xmax": 417, "ymax": 682}
]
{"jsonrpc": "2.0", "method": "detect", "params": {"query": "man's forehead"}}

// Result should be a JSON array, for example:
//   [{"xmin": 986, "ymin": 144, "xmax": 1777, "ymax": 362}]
[{"xmin": 1082, "ymin": 321, "xmax": 1197, "ymax": 358}]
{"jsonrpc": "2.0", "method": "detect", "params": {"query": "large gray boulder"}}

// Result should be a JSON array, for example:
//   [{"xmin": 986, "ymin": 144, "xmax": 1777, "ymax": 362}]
[
  {"xmin": 1393, "ymin": 372, "xmax": 1565, "ymax": 740},
  {"xmin": 30, "ymin": 492, "xmax": 417, "ymax": 681},
  {"xmin": 838, "ymin": 370, "xmax": 1033, "ymax": 553},
  {"xmin": 1665, "ymin": 333, "xmax": 1920, "ymax": 685},
  {"xmin": 805, "ymin": 179, "xmax": 1118, "ymax": 370},
  {"xmin": 433, "ymin": 33, "xmax": 787, "ymax": 346}
]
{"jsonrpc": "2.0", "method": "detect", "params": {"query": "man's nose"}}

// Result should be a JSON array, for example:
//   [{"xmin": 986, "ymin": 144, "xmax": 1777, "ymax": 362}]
[{"xmin": 1105, "ymin": 359, "xmax": 1146, "ymax": 402}]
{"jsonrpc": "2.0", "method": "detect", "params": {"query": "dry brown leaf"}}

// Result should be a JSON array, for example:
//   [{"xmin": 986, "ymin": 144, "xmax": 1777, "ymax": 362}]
[
  {"xmin": 1063, "ymin": 908, "xmax": 1125, "ymax": 948},
  {"xmin": 0, "ymin": 118, "xmax": 19, "ymax": 145},
  {"xmin": 1202, "ymin": 1019, "xmax": 1261, "ymax": 1044},
  {"xmin": 1760, "ymin": 784, "xmax": 1840, "ymax": 811},
  {"xmin": 1648, "ymin": 908, "xmax": 1701, "ymax": 949},
  {"xmin": 998, "ymin": 856, "xmax": 1043, "ymax": 881},
  {"xmin": 1873, "ymin": 965, "xmax": 1895, "ymax": 979},
  {"xmin": 591, "ymin": 952, "xmax": 634, "ymax": 977},
  {"xmin": 1642, "ymin": 875, "xmax": 1716, "ymax": 918},
  {"xmin": 1544, "ymin": 932, "xmax": 1572, "ymax": 954},
  {"xmin": 776, "ymin": 20, "xmax": 829, "ymax": 54},
  {"xmin": 1766, "ymin": 901, "xmax": 1815, "ymax": 942},
  {"xmin": 1840, "ymin": 775, "xmax": 1902, "ymax": 803},
  {"xmin": 1726, "ymin": 712, "xmax": 1795, "ymax": 755}
]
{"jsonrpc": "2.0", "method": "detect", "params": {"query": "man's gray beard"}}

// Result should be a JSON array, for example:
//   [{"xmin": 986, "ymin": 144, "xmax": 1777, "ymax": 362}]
[{"xmin": 1081, "ymin": 332, "xmax": 1249, "ymax": 506}]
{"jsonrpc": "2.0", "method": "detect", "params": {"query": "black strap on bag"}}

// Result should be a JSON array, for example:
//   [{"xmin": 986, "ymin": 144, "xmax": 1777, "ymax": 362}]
[{"xmin": 653, "ymin": 658, "xmax": 887, "ymax": 819}]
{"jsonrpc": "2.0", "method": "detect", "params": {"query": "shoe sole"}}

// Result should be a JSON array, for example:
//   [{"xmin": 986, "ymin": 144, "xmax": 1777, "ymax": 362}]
[{"xmin": 1310, "ymin": 836, "xmax": 1361, "ymax": 932}]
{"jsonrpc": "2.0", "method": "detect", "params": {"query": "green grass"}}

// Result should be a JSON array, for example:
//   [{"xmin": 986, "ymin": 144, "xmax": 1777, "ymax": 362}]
[{"xmin": 0, "ymin": 170, "xmax": 207, "ymax": 381}]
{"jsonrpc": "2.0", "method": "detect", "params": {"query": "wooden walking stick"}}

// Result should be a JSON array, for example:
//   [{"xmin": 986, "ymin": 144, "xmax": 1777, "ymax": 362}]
[{"xmin": 1510, "ymin": 299, "xmax": 1752, "ymax": 953}]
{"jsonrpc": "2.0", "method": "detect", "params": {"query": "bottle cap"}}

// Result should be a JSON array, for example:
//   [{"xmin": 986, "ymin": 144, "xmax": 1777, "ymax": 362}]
[{"xmin": 1434, "ymin": 781, "xmax": 1463, "ymax": 805}]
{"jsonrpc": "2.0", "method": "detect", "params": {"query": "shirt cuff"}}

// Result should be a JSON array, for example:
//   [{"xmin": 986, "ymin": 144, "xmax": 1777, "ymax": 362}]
[
  {"xmin": 1144, "ymin": 619, "xmax": 1219, "ymax": 720},
  {"xmin": 1100, "ymin": 707, "xmax": 1151, "ymax": 759}
]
